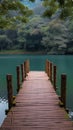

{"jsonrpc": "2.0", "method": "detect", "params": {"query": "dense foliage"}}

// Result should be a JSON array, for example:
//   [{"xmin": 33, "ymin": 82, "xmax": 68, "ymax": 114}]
[
  {"xmin": 0, "ymin": 0, "xmax": 73, "ymax": 54},
  {"xmin": 0, "ymin": 0, "xmax": 33, "ymax": 29},
  {"xmin": 43, "ymin": 0, "xmax": 73, "ymax": 19},
  {"xmin": 0, "ymin": 14, "xmax": 73, "ymax": 54},
  {"xmin": 0, "ymin": 0, "xmax": 73, "ymax": 29}
]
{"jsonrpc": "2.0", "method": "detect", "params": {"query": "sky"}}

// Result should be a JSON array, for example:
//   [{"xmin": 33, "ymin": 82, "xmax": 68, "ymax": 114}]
[{"xmin": 20, "ymin": 0, "xmax": 42, "ymax": 9}]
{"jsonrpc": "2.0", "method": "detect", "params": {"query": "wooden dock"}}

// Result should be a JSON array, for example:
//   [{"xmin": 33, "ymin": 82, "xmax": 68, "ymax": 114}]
[{"xmin": 1, "ymin": 69, "xmax": 73, "ymax": 130}]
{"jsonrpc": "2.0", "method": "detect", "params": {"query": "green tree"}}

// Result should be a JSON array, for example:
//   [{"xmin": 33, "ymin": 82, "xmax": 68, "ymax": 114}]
[
  {"xmin": 41, "ymin": 19, "xmax": 69, "ymax": 54},
  {"xmin": 17, "ymin": 28, "xmax": 26, "ymax": 49},
  {"xmin": 0, "ymin": 0, "xmax": 73, "ymax": 29},
  {"xmin": 0, "ymin": 0, "xmax": 33, "ymax": 29},
  {"xmin": 29, "ymin": 0, "xmax": 73, "ymax": 19},
  {"xmin": 43, "ymin": 0, "xmax": 73, "ymax": 19},
  {"xmin": 0, "ymin": 35, "xmax": 12, "ymax": 50}
]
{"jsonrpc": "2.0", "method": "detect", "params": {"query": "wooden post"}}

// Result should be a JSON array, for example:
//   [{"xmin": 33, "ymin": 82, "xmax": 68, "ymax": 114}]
[
  {"xmin": 61, "ymin": 74, "xmax": 67, "ymax": 108},
  {"xmin": 46, "ymin": 60, "xmax": 48, "ymax": 74},
  {"xmin": 24, "ymin": 61, "xmax": 27, "ymax": 78},
  {"xmin": 16, "ymin": 66, "xmax": 20, "ymax": 92},
  {"xmin": 48, "ymin": 61, "xmax": 50, "ymax": 77},
  {"xmin": 26, "ymin": 60, "xmax": 27, "ymax": 73},
  {"xmin": 45, "ymin": 60, "xmax": 47, "ymax": 73},
  {"xmin": 21, "ymin": 64, "xmax": 24, "ymax": 82},
  {"xmin": 53, "ymin": 65, "xmax": 56, "ymax": 91},
  {"xmin": 6, "ymin": 74, "xmax": 13, "ymax": 110},
  {"xmin": 50, "ymin": 62, "xmax": 52, "ymax": 82},
  {"xmin": 45, "ymin": 60, "xmax": 48, "ymax": 75},
  {"xmin": 49, "ymin": 62, "xmax": 51, "ymax": 80},
  {"xmin": 26, "ymin": 60, "xmax": 28, "ymax": 74},
  {"xmin": 27, "ymin": 60, "xmax": 30, "ymax": 73}
]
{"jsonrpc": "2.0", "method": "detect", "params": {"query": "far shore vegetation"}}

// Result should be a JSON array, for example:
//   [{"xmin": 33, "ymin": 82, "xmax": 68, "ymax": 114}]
[
  {"xmin": 0, "ymin": 0, "xmax": 73, "ymax": 55},
  {"xmin": 0, "ymin": 50, "xmax": 47, "ymax": 55}
]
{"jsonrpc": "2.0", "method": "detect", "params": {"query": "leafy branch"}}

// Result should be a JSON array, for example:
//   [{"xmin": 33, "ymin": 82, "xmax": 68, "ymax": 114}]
[
  {"xmin": 43, "ymin": 0, "xmax": 73, "ymax": 19},
  {"xmin": 0, "ymin": 0, "xmax": 33, "ymax": 29}
]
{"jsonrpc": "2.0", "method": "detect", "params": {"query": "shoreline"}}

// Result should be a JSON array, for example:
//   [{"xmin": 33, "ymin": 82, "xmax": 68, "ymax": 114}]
[
  {"xmin": 0, "ymin": 50, "xmax": 47, "ymax": 55},
  {"xmin": 0, "ymin": 50, "xmax": 73, "ymax": 55}
]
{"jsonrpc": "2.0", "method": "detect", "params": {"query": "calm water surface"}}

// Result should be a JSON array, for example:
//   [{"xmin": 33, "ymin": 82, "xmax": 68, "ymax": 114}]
[{"xmin": 0, "ymin": 54, "xmax": 73, "ymax": 125}]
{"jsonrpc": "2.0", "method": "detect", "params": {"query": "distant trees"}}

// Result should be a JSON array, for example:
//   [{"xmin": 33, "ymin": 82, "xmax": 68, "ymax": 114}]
[
  {"xmin": 0, "ymin": 14, "xmax": 73, "ymax": 54},
  {"xmin": 17, "ymin": 28, "xmax": 26, "ymax": 49},
  {"xmin": 0, "ymin": 0, "xmax": 73, "ymax": 54},
  {"xmin": 0, "ymin": 35, "xmax": 12, "ymax": 50},
  {"xmin": 41, "ymin": 20, "xmax": 68, "ymax": 54}
]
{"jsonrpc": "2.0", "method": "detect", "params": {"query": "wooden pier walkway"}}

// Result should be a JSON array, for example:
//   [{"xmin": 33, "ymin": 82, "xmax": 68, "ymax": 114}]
[{"xmin": 1, "ymin": 70, "xmax": 73, "ymax": 130}]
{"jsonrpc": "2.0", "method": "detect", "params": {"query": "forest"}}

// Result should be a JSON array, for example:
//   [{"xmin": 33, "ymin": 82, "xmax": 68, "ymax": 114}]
[{"xmin": 0, "ymin": 0, "xmax": 73, "ymax": 54}]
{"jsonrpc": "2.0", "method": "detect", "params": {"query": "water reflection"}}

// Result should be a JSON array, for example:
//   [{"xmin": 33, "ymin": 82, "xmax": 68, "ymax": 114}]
[
  {"xmin": 0, "ymin": 98, "xmax": 8, "ymax": 126},
  {"xmin": 68, "ymin": 110, "xmax": 73, "ymax": 120}
]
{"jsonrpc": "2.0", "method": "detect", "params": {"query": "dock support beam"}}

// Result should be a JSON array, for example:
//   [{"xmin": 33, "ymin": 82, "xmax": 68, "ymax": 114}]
[
  {"xmin": 16, "ymin": 66, "xmax": 20, "ymax": 92},
  {"xmin": 45, "ymin": 60, "xmax": 49, "ymax": 75},
  {"xmin": 24, "ymin": 60, "xmax": 30, "ymax": 78},
  {"xmin": 61, "ymin": 74, "xmax": 67, "ymax": 108},
  {"xmin": 24, "ymin": 61, "xmax": 27, "ymax": 78},
  {"xmin": 27, "ymin": 60, "xmax": 30, "ymax": 73},
  {"xmin": 6, "ymin": 74, "xmax": 13, "ymax": 110},
  {"xmin": 50, "ymin": 62, "xmax": 52, "ymax": 82},
  {"xmin": 21, "ymin": 64, "xmax": 24, "ymax": 82},
  {"xmin": 53, "ymin": 65, "xmax": 56, "ymax": 91}
]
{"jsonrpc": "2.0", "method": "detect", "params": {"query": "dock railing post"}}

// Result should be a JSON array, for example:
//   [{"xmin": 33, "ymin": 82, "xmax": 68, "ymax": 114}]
[
  {"xmin": 16, "ymin": 66, "xmax": 20, "ymax": 92},
  {"xmin": 24, "ymin": 61, "xmax": 27, "ymax": 78},
  {"xmin": 45, "ymin": 60, "xmax": 47, "ymax": 73},
  {"xmin": 61, "ymin": 74, "xmax": 67, "ymax": 108},
  {"xmin": 50, "ymin": 62, "xmax": 53, "ymax": 82},
  {"xmin": 48, "ymin": 61, "xmax": 50, "ymax": 78},
  {"xmin": 53, "ymin": 65, "xmax": 56, "ymax": 91},
  {"xmin": 24, "ymin": 60, "xmax": 30, "ymax": 79},
  {"xmin": 6, "ymin": 74, "xmax": 13, "ymax": 110},
  {"xmin": 27, "ymin": 60, "xmax": 30, "ymax": 73},
  {"xmin": 21, "ymin": 64, "xmax": 24, "ymax": 82},
  {"xmin": 45, "ymin": 60, "xmax": 48, "ymax": 75}
]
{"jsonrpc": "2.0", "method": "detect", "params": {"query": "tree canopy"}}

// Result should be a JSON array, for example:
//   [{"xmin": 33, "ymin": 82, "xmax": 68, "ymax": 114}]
[
  {"xmin": 38, "ymin": 0, "xmax": 72, "ymax": 20},
  {"xmin": 0, "ymin": 0, "xmax": 33, "ymax": 29},
  {"xmin": 0, "ymin": 14, "xmax": 73, "ymax": 54},
  {"xmin": 0, "ymin": 0, "xmax": 73, "ymax": 54},
  {"xmin": 0, "ymin": 0, "xmax": 73, "ymax": 29}
]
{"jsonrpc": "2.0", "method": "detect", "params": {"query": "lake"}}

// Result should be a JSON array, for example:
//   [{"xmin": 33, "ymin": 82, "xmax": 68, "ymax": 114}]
[{"xmin": 0, "ymin": 54, "xmax": 73, "ymax": 125}]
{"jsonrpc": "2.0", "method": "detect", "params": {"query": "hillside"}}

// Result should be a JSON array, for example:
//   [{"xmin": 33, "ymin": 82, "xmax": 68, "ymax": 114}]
[
  {"xmin": 18, "ymin": 15, "xmax": 73, "ymax": 54},
  {"xmin": 0, "ymin": 2, "xmax": 73, "ymax": 54}
]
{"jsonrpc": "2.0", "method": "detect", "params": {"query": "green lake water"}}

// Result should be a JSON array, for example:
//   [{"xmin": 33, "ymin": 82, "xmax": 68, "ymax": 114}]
[{"xmin": 0, "ymin": 54, "xmax": 73, "ymax": 125}]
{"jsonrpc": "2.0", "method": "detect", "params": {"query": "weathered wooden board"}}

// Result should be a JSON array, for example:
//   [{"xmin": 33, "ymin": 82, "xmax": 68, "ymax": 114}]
[{"xmin": 1, "ymin": 71, "xmax": 73, "ymax": 130}]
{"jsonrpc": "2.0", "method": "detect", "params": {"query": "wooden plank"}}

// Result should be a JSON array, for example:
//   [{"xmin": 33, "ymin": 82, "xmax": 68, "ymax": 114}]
[{"xmin": 1, "ymin": 71, "xmax": 73, "ymax": 130}]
